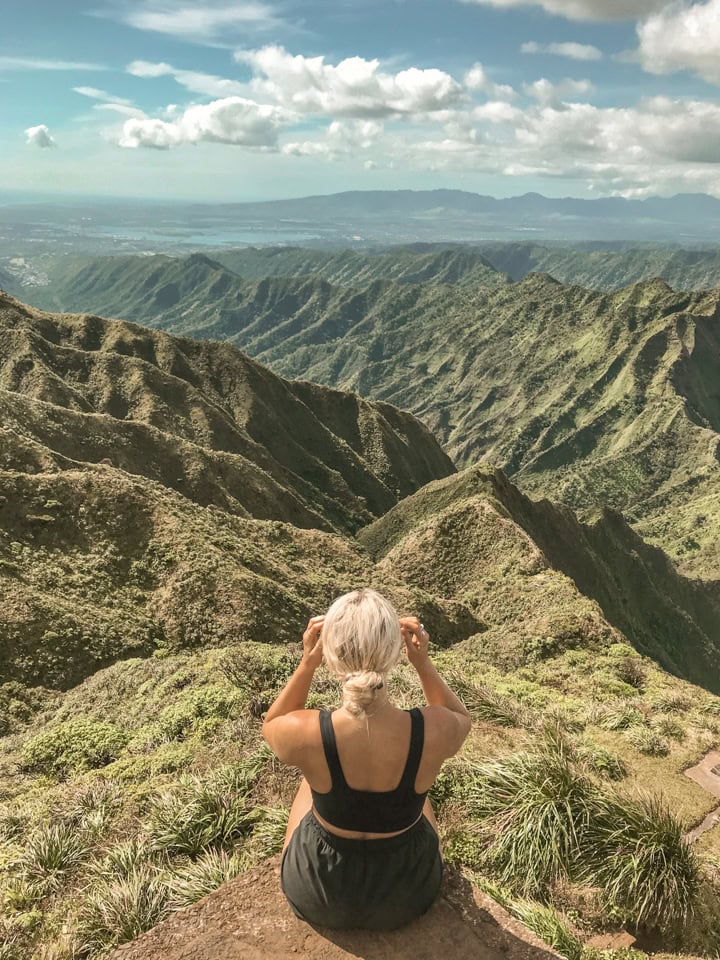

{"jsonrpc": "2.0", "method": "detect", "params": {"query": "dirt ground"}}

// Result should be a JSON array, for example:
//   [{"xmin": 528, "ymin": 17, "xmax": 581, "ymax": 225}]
[{"xmin": 109, "ymin": 856, "xmax": 561, "ymax": 960}]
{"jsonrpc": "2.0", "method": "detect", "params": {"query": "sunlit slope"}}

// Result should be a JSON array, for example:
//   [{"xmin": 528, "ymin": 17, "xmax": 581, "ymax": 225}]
[
  {"xmin": 360, "ymin": 465, "xmax": 720, "ymax": 692},
  {"xmin": 0, "ymin": 292, "xmax": 453, "ymax": 534}
]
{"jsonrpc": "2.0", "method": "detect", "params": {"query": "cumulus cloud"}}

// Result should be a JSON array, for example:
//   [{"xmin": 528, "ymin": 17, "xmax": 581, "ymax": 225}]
[
  {"xmin": 126, "ymin": 60, "xmax": 249, "ymax": 97},
  {"xmin": 464, "ymin": 63, "xmax": 518, "ymax": 99},
  {"xmin": 524, "ymin": 77, "xmax": 593, "ymax": 105},
  {"xmin": 637, "ymin": 0, "xmax": 720, "ymax": 84},
  {"xmin": 460, "ymin": 0, "xmax": 667, "ymax": 21},
  {"xmin": 521, "ymin": 40, "xmax": 603, "ymax": 60},
  {"xmin": 25, "ymin": 125, "xmax": 56, "ymax": 148},
  {"xmin": 117, "ymin": 96, "xmax": 284, "ymax": 149},
  {"xmin": 283, "ymin": 120, "xmax": 384, "ymax": 158},
  {"xmin": 112, "ymin": 1, "xmax": 280, "ymax": 40},
  {"xmin": 73, "ymin": 86, "xmax": 134, "ymax": 106},
  {"xmin": 398, "ymin": 93, "xmax": 720, "ymax": 197},
  {"xmin": 236, "ymin": 46, "xmax": 464, "ymax": 117}
]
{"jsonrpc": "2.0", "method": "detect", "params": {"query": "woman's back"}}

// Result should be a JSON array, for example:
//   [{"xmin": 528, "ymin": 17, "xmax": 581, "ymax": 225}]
[{"xmin": 311, "ymin": 706, "xmax": 427, "ymax": 834}]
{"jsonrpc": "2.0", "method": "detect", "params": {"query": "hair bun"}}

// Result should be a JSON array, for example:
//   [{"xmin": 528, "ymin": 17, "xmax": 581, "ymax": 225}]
[{"xmin": 342, "ymin": 670, "xmax": 385, "ymax": 716}]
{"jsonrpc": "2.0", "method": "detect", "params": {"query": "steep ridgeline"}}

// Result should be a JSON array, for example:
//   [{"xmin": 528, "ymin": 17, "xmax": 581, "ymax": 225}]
[
  {"xmin": 144, "ymin": 270, "xmax": 720, "ymax": 580},
  {"xmin": 360, "ymin": 466, "xmax": 720, "ymax": 692},
  {"xmin": 478, "ymin": 242, "xmax": 720, "ymax": 291},
  {"xmin": 0, "ymin": 292, "xmax": 453, "ymax": 534},
  {"xmin": 212, "ymin": 246, "xmax": 506, "ymax": 287},
  {"xmin": 26, "ymin": 248, "xmax": 505, "ymax": 318}
]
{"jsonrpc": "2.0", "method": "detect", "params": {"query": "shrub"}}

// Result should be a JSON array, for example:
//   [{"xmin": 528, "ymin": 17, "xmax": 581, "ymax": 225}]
[
  {"xmin": 21, "ymin": 720, "xmax": 129, "ymax": 777},
  {"xmin": 76, "ymin": 868, "xmax": 170, "ymax": 956},
  {"xmin": 626, "ymin": 727, "xmax": 671, "ymax": 756},
  {"xmin": 464, "ymin": 728, "xmax": 595, "ymax": 896},
  {"xmin": 583, "ymin": 792, "xmax": 700, "ymax": 929},
  {"xmin": 614, "ymin": 656, "xmax": 647, "ymax": 690},
  {"xmin": 445, "ymin": 673, "xmax": 528, "ymax": 727},
  {"xmin": 92, "ymin": 838, "xmax": 158, "ymax": 881},
  {"xmin": 19, "ymin": 821, "xmax": 91, "ymax": 889},
  {"xmin": 578, "ymin": 744, "xmax": 628, "ymax": 782},
  {"xmin": 146, "ymin": 772, "xmax": 254, "ymax": 858},
  {"xmin": 220, "ymin": 643, "xmax": 297, "ymax": 717},
  {"xmin": 168, "ymin": 849, "xmax": 246, "ymax": 908}
]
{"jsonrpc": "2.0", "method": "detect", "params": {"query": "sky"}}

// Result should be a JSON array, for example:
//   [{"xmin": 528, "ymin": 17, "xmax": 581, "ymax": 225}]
[{"xmin": 3, "ymin": 0, "xmax": 720, "ymax": 201}]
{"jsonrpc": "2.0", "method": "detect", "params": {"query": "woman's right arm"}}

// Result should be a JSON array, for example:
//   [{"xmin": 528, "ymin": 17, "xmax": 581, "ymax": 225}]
[{"xmin": 400, "ymin": 617, "xmax": 471, "ymax": 754}]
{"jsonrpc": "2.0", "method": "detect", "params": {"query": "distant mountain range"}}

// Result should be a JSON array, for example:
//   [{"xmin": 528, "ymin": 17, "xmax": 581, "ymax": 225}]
[
  {"xmin": 2, "ymin": 288, "xmax": 719, "ymax": 695},
  {"xmin": 13, "ymin": 249, "xmax": 720, "ymax": 580}
]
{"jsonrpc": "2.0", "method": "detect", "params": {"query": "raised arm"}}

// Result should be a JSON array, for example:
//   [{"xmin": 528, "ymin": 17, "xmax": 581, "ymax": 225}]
[
  {"xmin": 400, "ymin": 616, "xmax": 471, "ymax": 754},
  {"xmin": 262, "ymin": 615, "xmax": 324, "ymax": 763}
]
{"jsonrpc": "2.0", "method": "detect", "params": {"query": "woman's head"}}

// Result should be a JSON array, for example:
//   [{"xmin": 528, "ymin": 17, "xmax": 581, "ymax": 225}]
[{"xmin": 322, "ymin": 589, "xmax": 403, "ymax": 717}]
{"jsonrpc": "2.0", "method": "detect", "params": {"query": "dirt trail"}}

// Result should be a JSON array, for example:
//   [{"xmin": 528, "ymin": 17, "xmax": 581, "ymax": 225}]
[{"xmin": 109, "ymin": 856, "xmax": 561, "ymax": 960}]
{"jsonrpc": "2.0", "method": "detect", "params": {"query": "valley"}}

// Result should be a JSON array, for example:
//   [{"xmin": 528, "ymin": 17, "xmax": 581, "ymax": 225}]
[{"xmin": 3, "ymin": 234, "xmax": 720, "ymax": 959}]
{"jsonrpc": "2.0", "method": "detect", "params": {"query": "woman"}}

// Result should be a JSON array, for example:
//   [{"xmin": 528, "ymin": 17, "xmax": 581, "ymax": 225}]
[{"xmin": 262, "ymin": 588, "xmax": 471, "ymax": 931}]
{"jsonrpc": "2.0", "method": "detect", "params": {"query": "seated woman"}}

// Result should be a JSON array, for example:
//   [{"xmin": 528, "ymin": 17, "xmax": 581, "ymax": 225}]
[{"xmin": 262, "ymin": 588, "xmax": 471, "ymax": 931}]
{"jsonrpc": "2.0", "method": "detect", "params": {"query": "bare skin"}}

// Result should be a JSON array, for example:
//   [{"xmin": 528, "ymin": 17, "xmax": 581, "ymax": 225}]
[{"xmin": 263, "ymin": 614, "xmax": 471, "ymax": 850}]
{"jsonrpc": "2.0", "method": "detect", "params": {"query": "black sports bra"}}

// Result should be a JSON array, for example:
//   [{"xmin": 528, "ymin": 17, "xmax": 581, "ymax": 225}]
[{"xmin": 311, "ymin": 707, "xmax": 428, "ymax": 833}]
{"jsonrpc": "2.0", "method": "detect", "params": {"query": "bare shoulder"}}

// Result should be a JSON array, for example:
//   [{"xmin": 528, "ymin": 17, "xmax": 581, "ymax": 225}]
[
  {"xmin": 419, "ymin": 705, "xmax": 472, "ymax": 758},
  {"xmin": 262, "ymin": 709, "xmax": 321, "ymax": 763}
]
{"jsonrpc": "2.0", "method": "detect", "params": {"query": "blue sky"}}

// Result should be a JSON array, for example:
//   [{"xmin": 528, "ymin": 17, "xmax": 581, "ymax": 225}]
[{"xmin": 3, "ymin": 0, "xmax": 720, "ymax": 201}]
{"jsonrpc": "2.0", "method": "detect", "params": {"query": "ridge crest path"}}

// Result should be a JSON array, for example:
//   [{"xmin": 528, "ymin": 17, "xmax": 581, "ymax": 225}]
[{"xmin": 109, "ymin": 856, "xmax": 561, "ymax": 960}]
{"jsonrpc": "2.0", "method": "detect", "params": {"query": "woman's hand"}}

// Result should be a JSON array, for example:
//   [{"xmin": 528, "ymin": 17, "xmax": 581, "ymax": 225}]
[
  {"xmin": 301, "ymin": 615, "xmax": 325, "ymax": 670},
  {"xmin": 400, "ymin": 616, "xmax": 430, "ymax": 670}
]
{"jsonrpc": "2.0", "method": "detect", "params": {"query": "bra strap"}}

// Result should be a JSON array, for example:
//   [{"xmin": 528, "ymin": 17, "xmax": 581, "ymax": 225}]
[
  {"xmin": 398, "ymin": 708, "xmax": 425, "ymax": 793},
  {"xmin": 319, "ymin": 709, "xmax": 347, "ymax": 789}
]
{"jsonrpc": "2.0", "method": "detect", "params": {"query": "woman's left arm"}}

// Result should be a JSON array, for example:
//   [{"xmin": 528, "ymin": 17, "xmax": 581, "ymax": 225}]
[{"xmin": 262, "ymin": 616, "xmax": 324, "ymax": 762}]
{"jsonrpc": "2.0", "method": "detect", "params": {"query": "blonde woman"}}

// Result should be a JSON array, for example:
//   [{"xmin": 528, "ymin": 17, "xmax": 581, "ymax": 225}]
[{"xmin": 263, "ymin": 588, "xmax": 471, "ymax": 930}]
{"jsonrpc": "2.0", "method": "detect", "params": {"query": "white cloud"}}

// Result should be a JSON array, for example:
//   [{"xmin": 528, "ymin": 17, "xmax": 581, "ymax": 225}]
[
  {"xmin": 126, "ymin": 60, "xmax": 249, "ymax": 98},
  {"xmin": 116, "ymin": 1, "xmax": 280, "ymax": 40},
  {"xmin": 637, "ymin": 0, "xmax": 720, "ymax": 84},
  {"xmin": 282, "ymin": 120, "xmax": 384, "ymax": 159},
  {"xmin": 464, "ymin": 63, "xmax": 518, "ymax": 99},
  {"xmin": 521, "ymin": 40, "xmax": 603, "ymax": 60},
  {"xmin": 25, "ymin": 125, "xmax": 56, "ymax": 148},
  {"xmin": 236, "ymin": 45, "xmax": 464, "ymax": 117},
  {"xmin": 461, "ymin": 0, "xmax": 667, "ymax": 21},
  {"xmin": 524, "ymin": 77, "xmax": 593, "ymax": 105},
  {"xmin": 73, "ymin": 86, "xmax": 134, "ymax": 106},
  {"xmin": 403, "ymin": 93, "xmax": 720, "ymax": 197},
  {"xmin": 0, "ymin": 56, "xmax": 105, "ymax": 71},
  {"xmin": 117, "ymin": 96, "xmax": 284, "ymax": 149}
]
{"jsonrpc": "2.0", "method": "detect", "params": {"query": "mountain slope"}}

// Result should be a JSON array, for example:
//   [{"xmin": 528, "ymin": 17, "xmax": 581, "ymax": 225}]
[
  {"xmin": 480, "ymin": 243, "xmax": 720, "ymax": 291},
  {"xmin": 361, "ymin": 466, "xmax": 720, "ymax": 692},
  {"xmin": 0, "ymin": 292, "xmax": 453, "ymax": 533}
]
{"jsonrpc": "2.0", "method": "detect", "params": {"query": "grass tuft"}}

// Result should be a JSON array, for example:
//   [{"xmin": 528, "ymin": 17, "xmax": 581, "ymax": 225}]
[{"xmin": 76, "ymin": 867, "xmax": 171, "ymax": 956}]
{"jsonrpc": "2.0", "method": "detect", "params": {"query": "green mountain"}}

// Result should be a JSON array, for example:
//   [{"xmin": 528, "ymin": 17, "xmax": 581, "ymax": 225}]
[
  {"xmin": 0, "ymin": 291, "xmax": 453, "ymax": 536},
  {"xmin": 479, "ymin": 243, "xmax": 720, "ymax": 291},
  {"xmin": 141, "ymin": 270, "xmax": 720, "ymax": 580},
  {"xmin": 4, "ymin": 294, "xmax": 720, "ymax": 958},
  {"xmin": 20, "ymin": 257, "xmax": 720, "ymax": 578},
  {"xmin": 361, "ymin": 466, "xmax": 720, "ymax": 693}
]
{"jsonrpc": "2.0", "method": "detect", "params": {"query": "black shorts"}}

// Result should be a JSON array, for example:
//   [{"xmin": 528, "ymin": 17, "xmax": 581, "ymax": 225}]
[{"xmin": 280, "ymin": 810, "xmax": 443, "ymax": 931}]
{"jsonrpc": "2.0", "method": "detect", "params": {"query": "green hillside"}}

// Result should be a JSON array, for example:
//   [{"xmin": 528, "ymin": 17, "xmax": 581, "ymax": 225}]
[
  {"xmin": 18, "ymin": 255, "xmax": 720, "ymax": 578},
  {"xmin": 0, "ymin": 292, "xmax": 453, "ymax": 535},
  {"xmin": 479, "ymin": 243, "xmax": 720, "ymax": 291},
  {"xmin": 4, "ymin": 295, "xmax": 720, "ymax": 958}
]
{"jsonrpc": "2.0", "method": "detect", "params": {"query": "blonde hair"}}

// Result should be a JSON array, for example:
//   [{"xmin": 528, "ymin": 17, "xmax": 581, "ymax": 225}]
[{"xmin": 322, "ymin": 589, "xmax": 402, "ymax": 718}]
